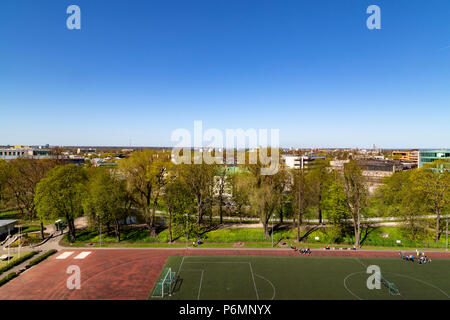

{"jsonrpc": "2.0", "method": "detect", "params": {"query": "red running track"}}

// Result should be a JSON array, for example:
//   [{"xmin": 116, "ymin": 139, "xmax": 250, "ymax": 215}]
[{"xmin": 0, "ymin": 248, "xmax": 448, "ymax": 300}]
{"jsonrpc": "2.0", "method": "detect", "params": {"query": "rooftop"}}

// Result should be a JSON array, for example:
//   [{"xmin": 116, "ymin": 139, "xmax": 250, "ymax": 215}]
[{"xmin": 0, "ymin": 220, "xmax": 18, "ymax": 227}]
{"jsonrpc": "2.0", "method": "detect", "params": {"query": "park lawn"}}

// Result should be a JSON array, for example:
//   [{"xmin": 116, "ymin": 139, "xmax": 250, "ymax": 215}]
[
  {"xmin": 60, "ymin": 224, "xmax": 448, "ymax": 250},
  {"xmin": 150, "ymin": 255, "xmax": 450, "ymax": 300},
  {"xmin": 0, "ymin": 209, "xmax": 58, "ymax": 231},
  {"xmin": 0, "ymin": 210, "xmax": 21, "ymax": 220}
]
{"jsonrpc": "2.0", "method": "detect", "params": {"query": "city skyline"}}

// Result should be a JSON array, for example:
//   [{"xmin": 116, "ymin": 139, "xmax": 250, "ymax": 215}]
[{"xmin": 1, "ymin": 0, "xmax": 450, "ymax": 148}]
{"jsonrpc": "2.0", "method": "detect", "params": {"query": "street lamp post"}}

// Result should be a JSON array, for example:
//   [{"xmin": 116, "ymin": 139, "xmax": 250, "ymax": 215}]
[
  {"xmin": 185, "ymin": 213, "xmax": 189, "ymax": 249},
  {"xmin": 271, "ymin": 214, "xmax": 275, "ymax": 248},
  {"xmin": 446, "ymin": 219, "xmax": 448, "ymax": 252},
  {"xmin": 7, "ymin": 229, "xmax": 10, "ymax": 265},
  {"xmin": 18, "ymin": 225, "xmax": 21, "ymax": 258}
]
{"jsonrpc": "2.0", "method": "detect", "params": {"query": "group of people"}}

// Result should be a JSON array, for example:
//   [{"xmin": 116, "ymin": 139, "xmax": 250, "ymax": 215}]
[
  {"xmin": 416, "ymin": 249, "xmax": 432, "ymax": 264},
  {"xmin": 398, "ymin": 250, "xmax": 432, "ymax": 264},
  {"xmin": 290, "ymin": 244, "xmax": 311, "ymax": 255},
  {"xmin": 192, "ymin": 239, "xmax": 202, "ymax": 247}
]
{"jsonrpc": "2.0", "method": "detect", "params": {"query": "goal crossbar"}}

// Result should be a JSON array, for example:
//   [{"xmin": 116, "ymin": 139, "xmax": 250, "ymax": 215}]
[{"xmin": 151, "ymin": 268, "xmax": 176, "ymax": 298}]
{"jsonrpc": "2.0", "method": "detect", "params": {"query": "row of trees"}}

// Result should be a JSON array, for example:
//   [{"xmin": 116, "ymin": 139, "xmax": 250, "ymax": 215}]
[
  {"xmin": 376, "ymin": 160, "xmax": 450, "ymax": 242},
  {"xmin": 0, "ymin": 158, "xmax": 58, "ymax": 238},
  {"xmin": 1, "ymin": 151, "xmax": 448, "ymax": 246}
]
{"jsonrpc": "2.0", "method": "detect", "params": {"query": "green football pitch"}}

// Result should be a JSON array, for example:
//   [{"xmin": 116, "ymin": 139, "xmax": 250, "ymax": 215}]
[{"xmin": 150, "ymin": 255, "xmax": 450, "ymax": 300}]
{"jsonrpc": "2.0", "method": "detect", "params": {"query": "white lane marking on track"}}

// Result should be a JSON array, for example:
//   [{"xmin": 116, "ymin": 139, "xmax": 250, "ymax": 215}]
[
  {"xmin": 74, "ymin": 251, "xmax": 92, "ymax": 259},
  {"xmin": 56, "ymin": 252, "xmax": 74, "ymax": 259}
]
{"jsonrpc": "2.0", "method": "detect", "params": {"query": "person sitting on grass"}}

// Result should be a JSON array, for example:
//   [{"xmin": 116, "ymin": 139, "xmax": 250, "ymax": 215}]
[
  {"xmin": 299, "ymin": 247, "xmax": 308, "ymax": 255},
  {"xmin": 421, "ymin": 255, "xmax": 431, "ymax": 264},
  {"xmin": 290, "ymin": 243, "xmax": 294, "ymax": 250},
  {"xmin": 196, "ymin": 238, "xmax": 202, "ymax": 245}
]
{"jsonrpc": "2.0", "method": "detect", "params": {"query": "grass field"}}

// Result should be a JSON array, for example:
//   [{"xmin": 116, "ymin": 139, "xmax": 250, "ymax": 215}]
[
  {"xmin": 63, "ymin": 224, "xmax": 449, "ymax": 250},
  {"xmin": 150, "ymin": 256, "xmax": 450, "ymax": 300}
]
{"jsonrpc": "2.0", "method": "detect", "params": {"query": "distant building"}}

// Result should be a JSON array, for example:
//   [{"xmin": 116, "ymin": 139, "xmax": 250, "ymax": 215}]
[
  {"xmin": 329, "ymin": 159, "xmax": 349, "ymax": 172},
  {"xmin": 357, "ymin": 159, "xmax": 404, "ymax": 194},
  {"xmin": 65, "ymin": 158, "xmax": 85, "ymax": 166},
  {"xmin": 330, "ymin": 158, "xmax": 404, "ymax": 194},
  {"xmin": 283, "ymin": 155, "xmax": 326, "ymax": 169},
  {"xmin": 418, "ymin": 149, "xmax": 450, "ymax": 168},
  {"xmin": 77, "ymin": 148, "xmax": 96, "ymax": 155},
  {"xmin": 357, "ymin": 159, "xmax": 403, "ymax": 177},
  {"xmin": 90, "ymin": 158, "xmax": 117, "ymax": 167},
  {"xmin": 392, "ymin": 150, "xmax": 419, "ymax": 164},
  {"xmin": 0, "ymin": 147, "xmax": 52, "ymax": 160}
]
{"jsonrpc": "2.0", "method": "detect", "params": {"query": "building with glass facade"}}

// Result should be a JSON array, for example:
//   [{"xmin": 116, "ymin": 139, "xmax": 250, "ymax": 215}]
[{"xmin": 418, "ymin": 149, "xmax": 450, "ymax": 168}]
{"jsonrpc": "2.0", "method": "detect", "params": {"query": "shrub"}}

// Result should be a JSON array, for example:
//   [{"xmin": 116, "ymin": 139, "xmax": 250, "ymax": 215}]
[
  {"xmin": 0, "ymin": 272, "xmax": 18, "ymax": 287},
  {"xmin": 28, "ymin": 249, "xmax": 58, "ymax": 267},
  {"xmin": 0, "ymin": 251, "xmax": 39, "ymax": 274}
]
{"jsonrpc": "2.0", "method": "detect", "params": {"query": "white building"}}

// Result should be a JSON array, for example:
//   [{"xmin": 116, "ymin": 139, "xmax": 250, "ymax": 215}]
[
  {"xmin": 283, "ymin": 155, "xmax": 326, "ymax": 169},
  {"xmin": 0, "ymin": 147, "xmax": 52, "ymax": 160}
]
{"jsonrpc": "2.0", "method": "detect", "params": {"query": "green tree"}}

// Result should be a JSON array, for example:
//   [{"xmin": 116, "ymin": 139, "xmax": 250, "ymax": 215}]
[
  {"xmin": 343, "ymin": 160, "xmax": 368, "ymax": 248},
  {"xmin": 414, "ymin": 161, "xmax": 450, "ymax": 242},
  {"xmin": 162, "ymin": 176, "xmax": 195, "ymax": 242},
  {"xmin": 119, "ymin": 150, "xmax": 171, "ymax": 234},
  {"xmin": 2, "ymin": 159, "xmax": 53, "ymax": 218},
  {"xmin": 83, "ymin": 168, "xmax": 132, "ymax": 242},
  {"xmin": 178, "ymin": 163, "xmax": 217, "ymax": 226},
  {"xmin": 378, "ymin": 170, "xmax": 435, "ymax": 242},
  {"xmin": 2, "ymin": 159, "xmax": 55, "ymax": 238},
  {"xmin": 228, "ymin": 171, "xmax": 252, "ymax": 222},
  {"xmin": 308, "ymin": 159, "xmax": 333, "ymax": 224},
  {"xmin": 290, "ymin": 168, "xmax": 311, "ymax": 242},
  {"xmin": 0, "ymin": 160, "xmax": 8, "ymax": 207},
  {"xmin": 247, "ymin": 164, "xmax": 286, "ymax": 238},
  {"xmin": 215, "ymin": 168, "xmax": 228, "ymax": 224},
  {"xmin": 34, "ymin": 165, "xmax": 86, "ymax": 242},
  {"xmin": 322, "ymin": 180, "xmax": 351, "ymax": 242}
]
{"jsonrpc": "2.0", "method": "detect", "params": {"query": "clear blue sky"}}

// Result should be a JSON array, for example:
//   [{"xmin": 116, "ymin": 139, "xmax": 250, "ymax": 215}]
[{"xmin": 1, "ymin": 0, "xmax": 449, "ymax": 148}]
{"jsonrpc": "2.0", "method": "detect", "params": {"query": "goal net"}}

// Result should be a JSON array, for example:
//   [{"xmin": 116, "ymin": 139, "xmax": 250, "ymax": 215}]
[
  {"xmin": 151, "ymin": 268, "xmax": 176, "ymax": 298},
  {"xmin": 381, "ymin": 274, "xmax": 400, "ymax": 296}
]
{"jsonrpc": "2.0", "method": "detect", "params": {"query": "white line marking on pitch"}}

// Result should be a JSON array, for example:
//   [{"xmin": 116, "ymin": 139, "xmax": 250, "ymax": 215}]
[
  {"xmin": 183, "ymin": 260, "xmax": 261, "ymax": 300},
  {"xmin": 249, "ymin": 262, "xmax": 259, "ymax": 300},
  {"xmin": 198, "ymin": 270, "xmax": 204, "ymax": 300},
  {"xmin": 255, "ymin": 274, "xmax": 276, "ymax": 300},
  {"xmin": 56, "ymin": 252, "xmax": 74, "ymax": 259},
  {"xmin": 74, "ymin": 251, "xmax": 92, "ymax": 259}
]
